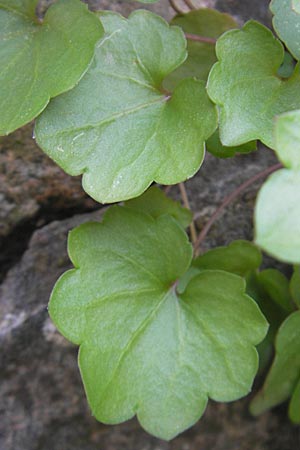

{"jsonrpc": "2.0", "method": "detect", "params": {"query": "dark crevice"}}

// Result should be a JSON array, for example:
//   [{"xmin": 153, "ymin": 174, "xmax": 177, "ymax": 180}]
[{"xmin": 0, "ymin": 203, "xmax": 100, "ymax": 284}]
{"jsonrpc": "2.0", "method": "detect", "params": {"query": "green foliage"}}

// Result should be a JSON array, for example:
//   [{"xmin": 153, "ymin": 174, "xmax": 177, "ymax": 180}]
[
  {"xmin": 0, "ymin": 0, "xmax": 103, "ymax": 135},
  {"xmin": 271, "ymin": 0, "xmax": 300, "ymax": 60},
  {"xmin": 3, "ymin": 0, "xmax": 300, "ymax": 439},
  {"xmin": 255, "ymin": 169, "xmax": 300, "ymax": 263},
  {"xmin": 207, "ymin": 21, "xmax": 300, "ymax": 148},
  {"xmin": 35, "ymin": 10, "xmax": 217, "ymax": 203},
  {"xmin": 250, "ymin": 311, "xmax": 300, "ymax": 423},
  {"xmin": 125, "ymin": 186, "xmax": 193, "ymax": 228},
  {"xmin": 49, "ymin": 206, "xmax": 267, "ymax": 440},
  {"xmin": 206, "ymin": 131, "xmax": 257, "ymax": 158},
  {"xmin": 165, "ymin": 9, "xmax": 237, "ymax": 89}
]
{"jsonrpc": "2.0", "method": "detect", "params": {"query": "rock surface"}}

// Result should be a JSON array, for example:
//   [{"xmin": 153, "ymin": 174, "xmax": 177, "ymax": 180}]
[{"xmin": 1, "ymin": 1, "xmax": 299, "ymax": 449}]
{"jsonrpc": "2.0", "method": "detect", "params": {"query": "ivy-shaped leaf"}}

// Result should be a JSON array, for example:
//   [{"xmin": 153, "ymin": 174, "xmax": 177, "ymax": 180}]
[
  {"xmin": 270, "ymin": 0, "xmax": 300, "ymax": 61},
  {"xmin": 0, "ymin": 0, "xmax": 104, "ymax": 135},
  {"xmin": 250, "ymin": 311, "xmax": 300, "ymax": 421},
  {"xmin": 255, "ymin": 169, "xmax": 300, "ymax": 264},
  {"xmin": 164, "ymin": 9, "xmax": 237, "ymax": 90},
  {"xmin": 49, "ymin": 206, "xmax": 267, "ymax": 440},
  {"xmin": 125, "ymin": 186, "xmax": 193, "ymax": 228},
  {"xmin": 275, "ymin": 109, "xmax": 300, "ymax": 169},
  {"xmin": 193, "ymin": 240, "xmax": 262, "ymax": 277},
  {"xmin": 207, "ymin": 21, "xmax": 300, "ymax": 149},
  {"xmin": 206, "ymin": 130, "xmax": 257, "ymax": 159},
  {"xmin": 35, "ymin": 10, "xmax": 217, "ymax": 204}
]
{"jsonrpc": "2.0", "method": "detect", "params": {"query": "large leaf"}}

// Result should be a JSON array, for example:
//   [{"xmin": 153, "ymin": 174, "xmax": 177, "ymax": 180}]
[
  {"xmin": 49, "ymin": 206, "xmax": 267, "ymax": 440},
  {"xmin": 255, "ymin": 169, "xmax": 300, "ymax": 263},
  {"xmin": 125, "ymin": 186, "xmax": 193, "ymax": 228},
  {"xmin": 275, "ymin": 109, "xmax": 300, "ymax": 169},
  {"xmin": 164, "ymin": 9, "xmax": 237, "ymax": 90},
  {"xmin": 207, "ymin": 21, "xmax": 300, "ymax": 149},
  {"xmin": 35, "ymin": 11, "xmax": 217, "ymax": 204},
  {"xmin": 251, "ymin": 311, "xmax": 300, "ymax": 418},
  {"xmin": 270, "ymin": 0, "xmax": 300, "ymax": 60},
  {"xmin": 0, "ymin": 0, "xmax": 103, "ymax": 135}
]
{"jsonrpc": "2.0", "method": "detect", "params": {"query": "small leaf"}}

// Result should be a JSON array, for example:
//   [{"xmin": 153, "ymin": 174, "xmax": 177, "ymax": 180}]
[
  {"xmin": 125, "ymin": 186, "xmax": 193, "ymax": 228},
  {"xmin": 0, "ymin": 0, "xmax": 104, "ymax": 135},
  {"xmin": 206, "ymin": 130, "xmax": 257, "ymax": 159},
  {"xmin": 255, "ymin": 169, "xmax": 300, "ymax": 263},
  {"xmin": 275, "ymin": 109, "xmax": 300, "ymax": 169},
  {"xmin": 193, "ymin": 240, "xmax": 262, "ymax": 277},
  {"xmin": 164, "ymin": 9, "xmax": 237, "ymax": 90},
  {"xmin": 290, "ymin": 265, "xmax": 300, "ymax": 309},
  {"xmin": 270, "ymin": 0, "xmax": 300, "ymax": 60},
  {"xmin": 256, "ymin": 269, "xmax": 294, "ymax": 313},
  {"xmin": 207, "ymin": 21, "xmax": 300, "ymax": 149},
  {"xmin": 250, "ymin": 311, "xmax": 300, "ymax": 416},
  {"xmin": 35, "ymin": 10, "xmax": 217, "ymax": 204},
  {"xmin": 49, "ymin": 206, "xmax": 267, "ymax": 440}
]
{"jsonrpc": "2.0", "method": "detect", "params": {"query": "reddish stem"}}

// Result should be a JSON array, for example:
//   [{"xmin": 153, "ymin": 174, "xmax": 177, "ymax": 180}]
[
  {"xmin": 193, "ymin": 162, "xmax": 283, "ymax": 255},
  {"xmin": 185, "ymin": 33, "xmax": 217, "ymax": 45}
]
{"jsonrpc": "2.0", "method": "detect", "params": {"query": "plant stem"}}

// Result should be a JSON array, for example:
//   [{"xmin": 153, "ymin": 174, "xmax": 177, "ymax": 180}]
[
  {"xmin": 169, "ymin": 0, "xmax": 185, "ymax": 14},
  {"xmin": 185, "ymin": 33, "xmax": 217, "ymax": 44},
  {"xmin": 179, "ymin": 182, "xmax": 197, "ymax": 244},
  {"xmin": 193, "ymin": 162, "xmax": 283, "ymax": 255},
  {"xmin": 183, "ymin": 0, "xmax": 196, "ymax": 9}
]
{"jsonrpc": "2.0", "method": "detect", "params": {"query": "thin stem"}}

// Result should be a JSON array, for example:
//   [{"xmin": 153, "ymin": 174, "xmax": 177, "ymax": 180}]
[
  {"xmin": 193, "ymin": 162, "xmax": 283, "ymax": 256},
  {"xmin": 169, "ymin": 0, "xmax": 185, "ymax": 14},
  {"xmin": 179, "ymin": 182, "xmax": 197, "ymax": 244},
  {"xmin": 183, "ymin": 0, "xmax": 196, "ymax": 9},
  {"xmin": 185, "ymin": 33, "xmax": 217, "ymax": 45}
]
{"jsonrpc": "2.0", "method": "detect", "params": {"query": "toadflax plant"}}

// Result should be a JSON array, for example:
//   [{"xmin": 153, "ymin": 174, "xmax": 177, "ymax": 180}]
[{"xmin": 1, "ymin": 0, "xmax": 300, "ymax": 440}]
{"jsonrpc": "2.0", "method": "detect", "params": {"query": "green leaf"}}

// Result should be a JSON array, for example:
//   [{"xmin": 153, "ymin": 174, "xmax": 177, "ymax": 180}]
[
  {"xmin": 193, "ymin": 240, "xmax": 262, "ymax": 277},
  {"xmin": 290, "ymin": 265, "xmax": 300, "ymax": 309},
  {"xmin": 275, "ymin": 109, "xmax": 300, "ymax": 169},
  {"xmin": 207, "ymin": 21, "xmax": 300, "ymax": 149},
  {"xmin": 289, "ymin": 377, "xmax": 300, "ymax": 423},
  {"xmin": 35, "ymin": 10, "xmax": 217, "ymax": 204},
  {"xmin": 256, "ymin": 269, "xmax": 294, "ymax": 313},
  {"xmin": 250, "ymin": 311, "xmax": 300, "ymax": 416},
  {"xmin": 49, "ymin": 206, "xmax": 267, "ymax": 440},
  {"xmin": 270, "ymin": 0, "xmax": 300, "ymax": 61},
  {"xmin": 164, "ymin": 9, "xmax": 237, "ymax": 90},
  {"xmin": 0, "ymin": 0, "xmax": 103, "ymax": 135},
  {"xmin": 255, "ymin": 168, "xmax": 300, "ymax": 263},
  {"xmin": 125, "ymin": 186, "xmax": 193, "ymax": 228},
  {"xmin": 206, "ymin": 130, "xmax": 257, "ymax": 159}
]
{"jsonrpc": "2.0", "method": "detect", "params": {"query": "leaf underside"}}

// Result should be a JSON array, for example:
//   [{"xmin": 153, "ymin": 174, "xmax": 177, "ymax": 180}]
[
  {"xmin": 49, "ymin": 206, "xmax": 267, "ymax": 440},
  {"xmin": 35, "ymin": 10, "xmax": 217, "ymax": 204},
  {"xmin": 0, "ymin": 0, "xmax": 103, "ymax": 135}
]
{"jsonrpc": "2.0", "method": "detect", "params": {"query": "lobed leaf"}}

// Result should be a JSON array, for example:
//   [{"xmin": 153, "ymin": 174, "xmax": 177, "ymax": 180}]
[
  {"xmin": 0, "ymin": 0, "xmax": 104, "ymax": 135},
  {"xmin": 35, "ymin": 10, "xmax": 217, "ymax": 204},
  {"xmin": 164, "ymin": 9, "xmax": 237, "ymax": 90},
  {"xmin": 125, "ymin": 186, "xmax": 193, "ymax": 228},
  {"xmin": 207, "ymin": 21, "xmax": 300, "ymax": 149},
  {"xmin": 49, "ymin": 207, "xmax": 267, "ymax": 440},
  {"xmin": 250, "ymin": 311, "xmax": 300, "ymax": 417},
  {"xmin": 255, "ymin": 169, "xmax": 300, "ymax": 263},
  {"xmin": 270, "ymin": 0, "xmax": 300, "ymax": 60}
]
